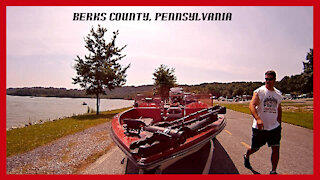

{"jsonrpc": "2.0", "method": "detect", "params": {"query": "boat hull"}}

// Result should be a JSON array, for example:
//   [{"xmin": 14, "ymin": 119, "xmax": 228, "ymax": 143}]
[{"xmin": 110, "ymin": 106, "xmax": 226, "ymax": 172}]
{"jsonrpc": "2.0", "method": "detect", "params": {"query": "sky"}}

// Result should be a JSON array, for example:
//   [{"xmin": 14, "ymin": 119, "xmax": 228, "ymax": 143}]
[{"xmin": 6, "ymin": 6, "xmax": 313, "ymax": 89}]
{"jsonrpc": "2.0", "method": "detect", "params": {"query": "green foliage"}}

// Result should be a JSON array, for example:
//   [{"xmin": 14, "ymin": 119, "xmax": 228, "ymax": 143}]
[
  {"xmin": 6, "ymin": 108, "xmax": 130, "ymax": 157},
  {"xmin": 153, "ymin": 64, "xmax": 177, "ymax": 100},
  {"xmin": 277, "ymin": 74, "xmax": 305, "ymax": 95},
  {"xmin": 184, "ymin": 82, "xmax": 263, "ymax": 97},
  {"xmin": 73, "ymin": 25, "xmax": 130, "ymax": 114},
  {"xmin": 302, "ymin": 48, "xmax": 313, "ymax": 93},
  {"xmin": 277, "ymin": 48, "xmax": 313, "ymax": 95}
]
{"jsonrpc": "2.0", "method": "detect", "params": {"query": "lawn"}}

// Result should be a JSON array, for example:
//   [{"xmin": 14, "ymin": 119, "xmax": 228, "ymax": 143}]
[{"xmin": 215, "ymin": 102, "xmax": 313, "ymax": 130}]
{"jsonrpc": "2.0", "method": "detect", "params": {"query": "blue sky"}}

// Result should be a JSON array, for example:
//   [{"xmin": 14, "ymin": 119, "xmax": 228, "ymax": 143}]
[{"xmin": 6, "ymin": 6, "xmax": 313, "ymax": 89}]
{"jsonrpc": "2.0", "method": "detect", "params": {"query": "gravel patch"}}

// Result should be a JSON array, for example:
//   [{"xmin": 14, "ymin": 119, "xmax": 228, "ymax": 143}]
[{"xmin": 6, "ymin": 122, "xmax": 113, "ymax": 174}]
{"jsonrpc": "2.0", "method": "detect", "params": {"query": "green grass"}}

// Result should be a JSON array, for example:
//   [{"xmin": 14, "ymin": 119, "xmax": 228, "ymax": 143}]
[
  {"xmin": 281, "ymin": 112, "xmax": 313, "ymax": 129},
  {"xmin": 6, "ymin": 107, "xmax": 130, "ymax": 157},
  {"xmin": 217, "ymin": 103, "xmax": 251, "ymax": 114},
  {"xmin": 216, "ymin": 103, "xmax": 313, "ymax": 130}
]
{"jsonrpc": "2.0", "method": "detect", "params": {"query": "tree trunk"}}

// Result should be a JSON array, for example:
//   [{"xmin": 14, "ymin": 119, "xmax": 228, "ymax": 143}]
[{"xmin": 96, "ymin": 93, "xmax": 100, "ymax": 115}]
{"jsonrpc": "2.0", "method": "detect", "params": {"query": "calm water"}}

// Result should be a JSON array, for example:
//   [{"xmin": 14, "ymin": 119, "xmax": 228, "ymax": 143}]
[{"xmin": 6, "ymin": 95, "xmax": 134, "ymax": 129}]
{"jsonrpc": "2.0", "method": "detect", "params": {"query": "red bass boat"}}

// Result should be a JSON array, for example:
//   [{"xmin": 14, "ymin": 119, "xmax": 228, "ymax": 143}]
[{"xmin": 111, "ymin": 88, "xmax": 226, "ymax": 173}]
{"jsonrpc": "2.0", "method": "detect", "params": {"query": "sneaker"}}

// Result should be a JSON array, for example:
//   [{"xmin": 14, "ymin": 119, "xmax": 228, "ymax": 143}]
[
  {"xmin": 243, "ymin": 154, "xmax": 252, "ymax": 169},
  {"xmin": 270, "ymin": 171, "xmax": 278, "ymax": 174}
]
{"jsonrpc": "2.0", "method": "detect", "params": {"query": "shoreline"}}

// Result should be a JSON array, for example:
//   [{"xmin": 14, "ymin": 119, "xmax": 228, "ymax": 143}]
[
  {"xmin": 6, "ymin": 107, "xmax": 131, "ymax": 158},
  {"xmin": 6, "ymin": 95, "xmax": 134, "ymax": 130},
  {"xmin": 6, "ymin": 94, "xmax": 132, "ymax": 100},
  {"xmin": 6, "ymin": 106, "xmax": 132, "ymax": 131}
]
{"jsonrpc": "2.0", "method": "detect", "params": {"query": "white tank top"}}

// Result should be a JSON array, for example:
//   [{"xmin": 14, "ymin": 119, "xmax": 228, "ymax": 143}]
[{"xmin": 252, "ymin": 85, "xmax": 283, "ymax": 130}]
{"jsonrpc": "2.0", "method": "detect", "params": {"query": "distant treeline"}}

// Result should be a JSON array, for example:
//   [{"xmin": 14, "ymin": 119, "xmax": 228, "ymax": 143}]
[
  {"xmin": 6, "ymin": 74, "xmax": 311, "ymax": 99},
  {"xmin": 184, "ymin": 73, "xmax": 312, "ymax": 98},
  {"xmin": 188, "ymin": 49, "xmax": 313, "ymax": 97},
  {"xmin": 6, "ymin": 86, "xmax": 154, "ymax": 100},
  {"xmin": 182, "ymin": 82, "xmax": 263, "ymax": 98}
]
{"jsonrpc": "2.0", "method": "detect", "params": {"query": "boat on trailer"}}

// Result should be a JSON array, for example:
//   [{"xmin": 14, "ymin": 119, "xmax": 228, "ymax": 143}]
[{"xmin": 111, "ymin": 88, "xmax": 226, "ymax": 173}]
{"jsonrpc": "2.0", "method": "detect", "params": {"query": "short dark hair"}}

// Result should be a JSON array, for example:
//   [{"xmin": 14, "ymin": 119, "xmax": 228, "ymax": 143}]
[{"xmin": 265, "ymin": 70, "xmax": 276, "ymax": 79}]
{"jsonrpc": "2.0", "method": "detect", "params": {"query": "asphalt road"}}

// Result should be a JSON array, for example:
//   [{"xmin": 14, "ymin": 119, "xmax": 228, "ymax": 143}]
[{"xmin": 82, "ymin": 109, "xmax": 313, "ymax": 174}]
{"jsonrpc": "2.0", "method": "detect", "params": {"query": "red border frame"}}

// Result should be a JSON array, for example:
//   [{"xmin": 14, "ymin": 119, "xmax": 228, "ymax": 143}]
[
  {"xmin": 0, "ymin": 0, "xmax": 318, "ymax": 6},
  {"xmin": 1, "ymin": 0, "xmax": 319, "ymax": 179}
]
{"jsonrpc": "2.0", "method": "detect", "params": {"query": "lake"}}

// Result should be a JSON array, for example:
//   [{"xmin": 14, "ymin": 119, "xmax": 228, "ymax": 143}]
[{"xmin": 6, "ymin": 95, "xmax": 134, "ymax": 129}]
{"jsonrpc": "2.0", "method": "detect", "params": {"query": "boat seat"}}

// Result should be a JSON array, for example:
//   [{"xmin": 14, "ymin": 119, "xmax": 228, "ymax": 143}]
[
  {"xmin": 123, "ymin": 119, "xmax": 146, "ymax": 130},
  {"xmin": 122, "ymin": 117, "xmax": 153, "ymax": 130}
]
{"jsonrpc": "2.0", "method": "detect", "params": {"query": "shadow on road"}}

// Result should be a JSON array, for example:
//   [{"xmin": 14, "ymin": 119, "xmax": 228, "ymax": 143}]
[
  {"xmin": 249, "ymin": 169, "xmax": 261, "ymax": 174},
  {"xmin": 126, "ymin": 139, "xmax": 239, "ymax": 174},
  {"xmin": 209, "ymin": 139, "xmax": 239, "ymax": 174}
]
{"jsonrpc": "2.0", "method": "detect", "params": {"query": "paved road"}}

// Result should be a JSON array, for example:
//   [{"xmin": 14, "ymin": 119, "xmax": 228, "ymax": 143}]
[
  {"xmin": 216, "ymin": 110, "xmax": 313, "ymax": 174},
  {"xmin": 82, "ymin": 110, "xmax": 313, "ymax": 174}
]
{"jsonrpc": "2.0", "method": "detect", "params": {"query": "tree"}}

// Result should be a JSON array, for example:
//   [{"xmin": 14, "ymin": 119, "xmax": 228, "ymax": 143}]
[
  {"xmin": 153, "ymin": 64, "xmax": 177, "ymax": 101},
  {"xmin": 232, "ymin": 87, "xmax": 244, "ymax": 97},
  {"xmin": 278, "ymin": 74, "xmax": 304, "ymax": 95},
  {"xmin": 73, "ymin": 25, "xmax": 130, "ymax": 114},
  {"xmin": 302, "ymin": 48, "xmax": 313, "ymax": 93}
]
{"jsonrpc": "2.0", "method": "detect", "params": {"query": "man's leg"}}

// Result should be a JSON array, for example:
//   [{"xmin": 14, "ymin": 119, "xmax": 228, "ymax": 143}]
[
  {"xmin": 271, "ymin": 146, "xmax": 280, "ymax": 172},
  {"xmin": 244, "ymin": 128, "xmax": 264, "ymax": 169},
  {"xmin": 269, "ymin": 126, "xmax": 281, "ymax": 173},
  {"xmin": 244, "ymin": 148, "xmax": 259, "ymax": 169},
  {"xmin": 246, "ymin": 148, "xmax": 259, "ymax": 157}
]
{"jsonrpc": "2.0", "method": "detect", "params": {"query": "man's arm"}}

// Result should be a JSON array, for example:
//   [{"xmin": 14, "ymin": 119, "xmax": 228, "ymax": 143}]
[
  {"xmin": 249, "ymin": 92, "xmax": 264, "ymax": 130},
  {"xmin": 277, "ymin": 103, "xmax": 282, "ymax": 124}
]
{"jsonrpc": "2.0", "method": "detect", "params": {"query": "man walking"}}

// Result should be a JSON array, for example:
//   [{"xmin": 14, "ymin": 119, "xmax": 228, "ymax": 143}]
[{"xmin": 244, "ymin": 70, "xmax": 283, "ymax": 174}]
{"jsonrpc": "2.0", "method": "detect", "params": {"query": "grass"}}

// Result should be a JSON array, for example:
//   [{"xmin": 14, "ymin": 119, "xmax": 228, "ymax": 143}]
[
  {"xmin": 6, "ymin": 107, "xmax": 130, "ymax": 157},
  {"xmin": 215, "ymin": 102, "xmax": 313, "ymax": 130}
]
